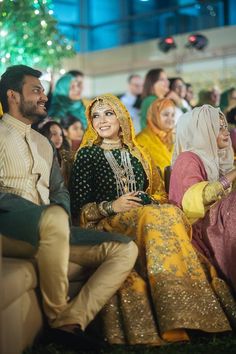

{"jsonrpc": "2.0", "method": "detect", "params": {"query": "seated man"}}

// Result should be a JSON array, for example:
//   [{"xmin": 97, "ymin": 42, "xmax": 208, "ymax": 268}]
[{"xmin": 0, "ymin": 65, "xmax": 138, "ymax": 351}]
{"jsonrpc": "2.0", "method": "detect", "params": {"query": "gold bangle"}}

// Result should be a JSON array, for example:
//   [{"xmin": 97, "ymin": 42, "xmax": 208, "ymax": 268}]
[
  {"xmin": 105, "ymin": 201, "xmax": 116, "ymax": 216},
  {"xmin": 98, "ymin": 201, "xmax": 109, "ymax": 217}
]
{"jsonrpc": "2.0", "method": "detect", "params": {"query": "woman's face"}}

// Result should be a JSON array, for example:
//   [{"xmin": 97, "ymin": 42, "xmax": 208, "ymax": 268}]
[
  {"xmin": 69, "ymin": 76, "xmax": 84, "ymax": 100},
  {"xmin": 185, "ymin": 85, "xmax": 194, "ymax": 103},
  {"xmin": 153, "ymin": 71, "xmax": 169, "ymax": 98},
  {"xmin": 157, "ymin": 106, "xmax": 175, "ymax": 132},
  {"xmin": 172, "ymin": 79, "xmax": 187, "ymax": 98},
  {"xmin": 217, "ymin": 117, "xmax": 230, "ymax": 149},
  {"xmin": 210, "ymin": 88, "xmax": 221, "ymax": 106},
  {"xmin": 49, "ymin": 124, "xmax": 63, "ymax": 149},
  {"xmin": 67, "ymin": 121, "xmax": 84, "ymax": 141},
  {"xmin": 91, "ymin": 102, "xmax": 121, "ymax": 140}
]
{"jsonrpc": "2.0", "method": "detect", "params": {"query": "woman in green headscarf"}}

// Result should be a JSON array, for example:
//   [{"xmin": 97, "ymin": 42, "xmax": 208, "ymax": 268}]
[{"xmin": 48, "ymin": 72, "xmax": 89, "ymax": 128}]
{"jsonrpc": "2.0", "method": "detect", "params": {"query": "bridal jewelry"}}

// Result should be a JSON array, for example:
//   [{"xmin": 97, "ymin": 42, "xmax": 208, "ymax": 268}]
[
  {"xmin": 104, "ymin": 149, "xmax": 137, "ymax": 196},
  {"xmin": 91, "ymin": 98, "xmax": 104, "ymax": 115},
  {"xmin": 101, "ymin": 138, "xmax": 123, "ymax": 150},
  {"xmin": 98, "ymin": 200, "xmax": 116, "ymax": 216}
]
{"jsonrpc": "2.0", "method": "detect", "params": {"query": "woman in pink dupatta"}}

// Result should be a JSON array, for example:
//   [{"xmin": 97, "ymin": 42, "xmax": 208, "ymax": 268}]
[{"xmin": 169, "ymin": 104, "xmax": 236, "ymax": 294}]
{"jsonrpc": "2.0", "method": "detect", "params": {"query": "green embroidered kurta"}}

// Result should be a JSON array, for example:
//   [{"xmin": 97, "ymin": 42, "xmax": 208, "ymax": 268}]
[{"xmin": 70, "ymin": 145, "xmax": 148, "ymax": 218}]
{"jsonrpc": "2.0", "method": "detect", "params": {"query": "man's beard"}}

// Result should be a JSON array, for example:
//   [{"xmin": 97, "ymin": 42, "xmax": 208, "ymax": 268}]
[{"xmin": 19, "ymin": 95, "xmax": 47, "ymax": 123}]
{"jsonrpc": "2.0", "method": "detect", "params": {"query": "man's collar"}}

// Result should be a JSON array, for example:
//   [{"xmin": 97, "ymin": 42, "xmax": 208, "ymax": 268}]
[{"xmin": 2, "ymin": 113, "xmax": 31, "ymax": 137}]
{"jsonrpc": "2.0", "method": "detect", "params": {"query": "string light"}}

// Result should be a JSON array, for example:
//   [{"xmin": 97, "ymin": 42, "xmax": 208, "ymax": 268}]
[
  {"xmin": 0, "ymin": 30, "xmax": 8, "ymax": 37},
  {"xmin": 40, "ymin": 20, "xmax": 47, "ymax": 27},
  {"xmin": 0, "ymin": 0, "xmax": 75, "ymax": 72}
]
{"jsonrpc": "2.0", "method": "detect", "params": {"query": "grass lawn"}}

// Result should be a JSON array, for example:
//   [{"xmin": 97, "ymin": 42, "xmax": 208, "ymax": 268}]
[{"xmin": 24, "ymin": 332, "xmax": 236, "ymax": 354}]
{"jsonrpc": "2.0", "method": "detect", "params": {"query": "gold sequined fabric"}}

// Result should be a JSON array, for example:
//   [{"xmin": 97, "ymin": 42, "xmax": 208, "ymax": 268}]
[
  {"xmin": 84, "ymin": 204, "xmax": 235, "ymax": 344},
  {"xmin": 100, "ymin": 270, "xmax": 164, "ymax": 346}
]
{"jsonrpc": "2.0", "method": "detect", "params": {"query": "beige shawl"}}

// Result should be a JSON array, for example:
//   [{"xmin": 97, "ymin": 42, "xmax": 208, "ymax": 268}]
[{"xmin": 172, "ymin": 104, "xmax": 234, "ymax": 181}]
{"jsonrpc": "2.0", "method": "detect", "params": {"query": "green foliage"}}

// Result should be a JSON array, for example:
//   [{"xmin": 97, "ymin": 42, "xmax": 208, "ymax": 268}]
[{"xmin": 0, "ymin": 0, "xmax": 75, "ymax": 73}]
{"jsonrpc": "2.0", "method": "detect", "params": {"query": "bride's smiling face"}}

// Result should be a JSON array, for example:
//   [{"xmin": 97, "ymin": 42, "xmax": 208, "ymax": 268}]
[{"xmin": 91, "ymin": 102, "xmax": 121, "ymax": 140}]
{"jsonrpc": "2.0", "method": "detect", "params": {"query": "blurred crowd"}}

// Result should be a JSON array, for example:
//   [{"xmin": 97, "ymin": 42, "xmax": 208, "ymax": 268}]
[{"xmin": 25, "ymin": 67, "xmax": 236, "ymax": 182}]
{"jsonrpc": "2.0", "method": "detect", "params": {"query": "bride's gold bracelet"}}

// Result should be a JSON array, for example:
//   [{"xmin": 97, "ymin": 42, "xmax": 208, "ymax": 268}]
[{"xmin": 98, "ymin": 201, "xmax": 116, "ymax": 217}]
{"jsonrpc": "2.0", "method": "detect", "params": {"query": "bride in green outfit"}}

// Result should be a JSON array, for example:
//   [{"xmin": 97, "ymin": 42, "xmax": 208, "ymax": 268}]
[{"xmin": 69, "ymin": 94, "xmax": 236, "ymax": 346}]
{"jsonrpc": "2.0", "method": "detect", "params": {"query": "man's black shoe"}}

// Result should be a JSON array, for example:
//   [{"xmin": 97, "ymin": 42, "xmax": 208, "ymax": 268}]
[
  {"xmin": 74, "ymin": 326, "xmax": 109, "ymax": 350},
  {"xmin": 48, "ymin": 326, "xmax": 108, "ymax": 351}
]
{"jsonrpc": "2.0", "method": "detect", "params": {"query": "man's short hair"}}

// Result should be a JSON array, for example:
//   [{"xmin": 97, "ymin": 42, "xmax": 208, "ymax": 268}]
[
  {"xmin": 128, "ymin": 74, "xmax": 141, "ymax": 83},
  {"xmin": 0, "ymin": 65, "xmax": 42, "ymax": 112}
]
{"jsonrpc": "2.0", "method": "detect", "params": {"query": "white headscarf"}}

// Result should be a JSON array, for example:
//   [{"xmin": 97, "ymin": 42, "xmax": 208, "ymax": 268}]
[{"xmin": 172, "ymin": 104, "xmax": 234, "ymax": 181}]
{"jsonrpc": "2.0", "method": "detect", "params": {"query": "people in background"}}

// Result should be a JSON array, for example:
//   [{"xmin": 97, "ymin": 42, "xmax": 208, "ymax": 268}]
[
  {"xmin": 61, "ymin": 114, "xmax": 85, "ymax": 152},
  {"xmin": 227, "ymin": 107, "xmax": 236, "ymax": 163},
  {"xmin": 168, "ymin": 77, "xmax": 192, "ymax": 124},
  {"xmin": 220, "ymin": 87, "xmax": 236, "ymax": 114},
  {"xmin": 196, "ymin": 87, "xmax": 221, "ymax": 108},
  {"xmin": 196, "ymin": 89, "xmax": 212, "ymax": 106},
  {"xmin": 69, "ymin": 94, "xmax": 234, "ymax": 346},
  {"xmin": 39, "ymin": 121, "xmax": 72, "ymax": 186},
  {"xmin": 140, "ymin": 68, "xmax": 169, "ymax": 129},
  {"xmin": 230, "ymin": 128, "xmax": 236, "ymax": 163},
  {"xmin": 227, "ymin": 106, "xmax": 236, "ymax": 129},
  {"xmin": 209, "ymin": 86, "xmax": 221, "ymax": 107},
  {"xmin": 48, "ymin": 70, "xmax": 89, "ymax": 130},
  {"xmin": 185, "ymin": 83, "xmax": 195, "ymax": 108},
  {"xmin": 120, "ymin": 74, "xmax": 143, "ymax": 134},
  {"xmin": 169, "ymin": 104, "xmax": 236, "ymax": 294},
  {"xmin": 39, "ymin": 120, "xmax": 69, "ymax": 158},
  {"xmin": 136, "ymin": 98, "xmax": 176, "ymax": 177},
  {"xmin": 0, "ymin": 65, "xmax": 138, "ymax": 351}
]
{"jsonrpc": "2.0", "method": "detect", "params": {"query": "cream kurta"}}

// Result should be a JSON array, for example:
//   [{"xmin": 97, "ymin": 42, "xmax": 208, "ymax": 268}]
[{"xmin": 0, "ymin": 114, "xmax": 53, "ymax": 205}]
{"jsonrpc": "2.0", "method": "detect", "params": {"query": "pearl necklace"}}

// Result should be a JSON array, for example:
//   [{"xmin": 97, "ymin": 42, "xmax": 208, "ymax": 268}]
[{"xmin": 104, "ymin": 149, "xmax": 137, "ymax": 196}]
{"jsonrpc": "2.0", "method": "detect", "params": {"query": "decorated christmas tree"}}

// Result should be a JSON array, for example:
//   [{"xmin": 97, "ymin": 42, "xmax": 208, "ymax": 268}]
[{"xmin": 0, "ymin": 0, "xmax": 76, "ymax": 73}]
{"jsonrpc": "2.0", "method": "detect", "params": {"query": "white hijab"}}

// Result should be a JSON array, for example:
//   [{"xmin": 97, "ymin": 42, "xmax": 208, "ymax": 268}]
[{"xmin": 172, "ymin": 105, "xmax": 234, "ymax": 181}]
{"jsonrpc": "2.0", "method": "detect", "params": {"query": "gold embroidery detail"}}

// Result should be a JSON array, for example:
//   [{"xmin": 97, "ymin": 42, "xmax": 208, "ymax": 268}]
[{"xmin": 203, "ymin": 181, "xmax": 226, "ymax": 205}]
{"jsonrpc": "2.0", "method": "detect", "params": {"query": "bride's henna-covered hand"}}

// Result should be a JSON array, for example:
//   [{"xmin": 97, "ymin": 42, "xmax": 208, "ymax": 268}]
[{"xmin": 112, "ymin": 192, "xmax": 142, "ymax": 213}]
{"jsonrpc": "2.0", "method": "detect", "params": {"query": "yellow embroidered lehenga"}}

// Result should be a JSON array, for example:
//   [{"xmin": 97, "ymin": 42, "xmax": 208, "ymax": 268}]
[{"xmin": 70, "ymin": 94, "xmax": 236, "ymax": 346}]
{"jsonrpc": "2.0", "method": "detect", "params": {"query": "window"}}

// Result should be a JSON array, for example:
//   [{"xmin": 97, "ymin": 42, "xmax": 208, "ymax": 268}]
[{"xmin": 52, "ymin": 0, "xmax": 235, "ymax": 52}]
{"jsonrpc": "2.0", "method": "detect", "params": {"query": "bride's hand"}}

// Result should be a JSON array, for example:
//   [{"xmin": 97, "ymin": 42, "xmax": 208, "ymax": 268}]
[{"xmin": 112, "ymin": 192, "xmax": 142, "ymax": 213}]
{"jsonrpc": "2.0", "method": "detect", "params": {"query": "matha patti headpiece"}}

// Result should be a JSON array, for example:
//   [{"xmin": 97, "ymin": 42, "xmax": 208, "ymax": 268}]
[{"xmin": 91, "ymin": 98, "xmax": 107, "ymax": 115}]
